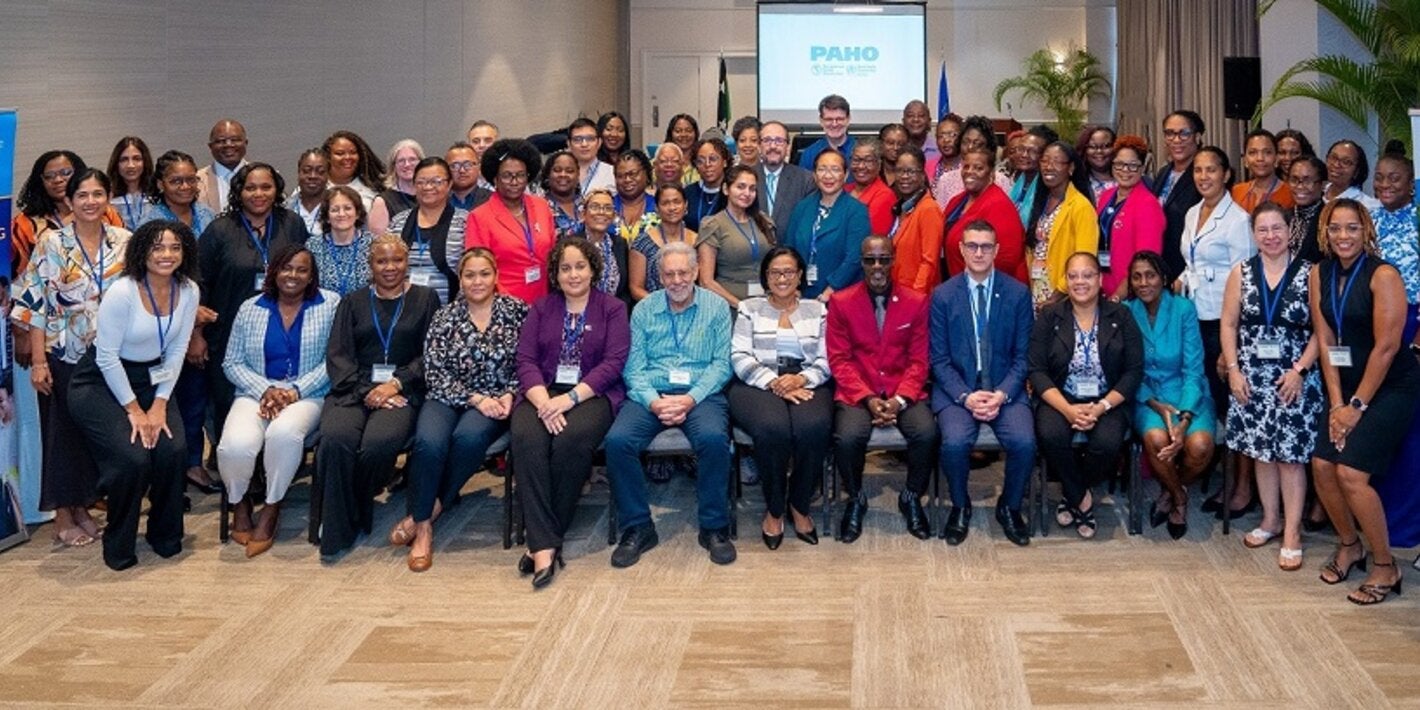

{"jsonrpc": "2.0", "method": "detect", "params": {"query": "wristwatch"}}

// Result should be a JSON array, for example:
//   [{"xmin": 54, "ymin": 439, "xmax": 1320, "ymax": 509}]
[
  {"xmin": 1349, "ymin": 396, "xmax": 1368, "ymax": 412},
  {"xmin": 893, "ymin": 395, "xmax": 909, "ymax": 410},
  {"xmin": 568, "ymin": 388, "xmax": 582, "ymax": 405}
]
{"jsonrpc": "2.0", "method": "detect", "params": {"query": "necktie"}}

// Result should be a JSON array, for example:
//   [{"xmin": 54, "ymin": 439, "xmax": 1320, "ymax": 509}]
[
  {"xmin": 874, "ymin": 294, "xmax": 887, "ymax": 332},
  {"xmin": 975, "ymin": 283, "xmax": 991, "ymax": 388},
  {"xmin": 765, "ymin": 171, "xmax": 779, "ymax": 215}
]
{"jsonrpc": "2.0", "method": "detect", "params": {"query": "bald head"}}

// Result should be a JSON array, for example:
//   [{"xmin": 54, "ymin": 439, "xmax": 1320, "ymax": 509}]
[{"xmin": 208, "ymin": 119, "xmax": 248, "ymax": 168}]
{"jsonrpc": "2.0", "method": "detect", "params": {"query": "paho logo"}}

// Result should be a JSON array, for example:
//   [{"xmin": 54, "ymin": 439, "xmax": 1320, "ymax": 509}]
[{"xmin": 810, "ymin": 46, "xmax": 880, "ymax": 62}]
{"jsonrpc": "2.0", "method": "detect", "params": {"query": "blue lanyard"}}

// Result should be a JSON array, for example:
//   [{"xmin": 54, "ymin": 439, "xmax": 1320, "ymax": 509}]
[
  {"xmin": 240, "ymin": 211, "xmax": 275, "ymax": 269},
  {"xmin": 517, "ymin": 197, "xmax": 536, "ymax": 256},
  {"xmin": 696, "ymin": 185, "xmax": 719, "ymax": 224},
  {"xmin": 449, "ymin": 191, "xmax": 474, "ymax": 211},
  {"xmin": 77, "ymin": 226, "xmax": 107, "ymax": 294},
  {"xmin": 729, "ymin": 214, "xmax": 761, "ymax": 261},
  {"xmin": 1074, "ymin": 308, "xmax": 1099, "ymax": 366},
  {"xmin": 1098, "ymin": 196, "xmax": 1122, "ymax": 248},
  {"xmin": 1329, "ymin": 254, "xmax": 1366, "ymax": 345},
  {"xmin": 581, "ymin": 162, "xmax": 600, "ymax": 194},
  {"xmin": 665, "ymin": 292, "xmax": 688, "ymax": 352},
  {"xmin": 324, "ymin": 233, "xmax": 357, "ymax": 293},
  {"xmin": 370, "ymin": 291, "xmax": 406, "ymax": 364},
  {"xmin": 143, "ymin": 278, "xmax": 178, "ymax": 358},
  {"xmin": 1257, "ymin": 256, "xmax": 1293, "ymax": 328},
  {"xmin": 411, "ymin": 222, "xmax": 430, "ymax": 260},
  {"xmin": 810, "ymin": 203, "xmax": 830, "ymax": 261},
  {"xmin": 944, "ymin": 194, "xmax": 969, "ymax": 230},
  {"xmin": 1188, "ymin": 200, "xmax": 1232, "ymax": 268},
  {"xmin": 971, "ymin": 273, "xmax": 993, "ymax": 339},
  {"xmin": 122, "ymin": 194, "xmax": 139, "ymax": 229}
]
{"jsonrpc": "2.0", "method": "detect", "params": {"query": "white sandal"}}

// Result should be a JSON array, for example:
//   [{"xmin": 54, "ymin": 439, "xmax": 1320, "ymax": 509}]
[
  {"xmin": 1243, "ymin": 527, "xmax": 1279, "ymax": 549},
  {"xmin": 1278, "ymin": 547, "xmax": 1304, "ymax": 571}
]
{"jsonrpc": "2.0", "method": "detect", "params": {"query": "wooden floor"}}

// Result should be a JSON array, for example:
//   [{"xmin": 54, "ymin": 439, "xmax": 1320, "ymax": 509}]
[{"xmin": 2, "ymin": 454, "xmax": 1418, "ymax": 709}]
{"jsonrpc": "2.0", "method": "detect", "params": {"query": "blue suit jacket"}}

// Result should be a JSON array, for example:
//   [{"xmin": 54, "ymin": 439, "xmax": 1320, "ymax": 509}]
[
  {"xmin": 929, "ymin": 271, "xmax": 1034, "ymax": 412},
  {"xmin": 783, "ymin": 192, "xmax": 870, "ymax": 298}
]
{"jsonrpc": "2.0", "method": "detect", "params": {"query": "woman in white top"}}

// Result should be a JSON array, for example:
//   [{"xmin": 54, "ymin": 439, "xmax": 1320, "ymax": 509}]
[
  {"xmin": 1176, "ymin": 146, "xmax": 1255, "ymax": 432},
  {"xmin": 67, "ymin": 219, "xmax": 201, "ymax": 571},
  {"xmin": 727, "ymin": 245, "xmax": 832, "ymax": 549}
]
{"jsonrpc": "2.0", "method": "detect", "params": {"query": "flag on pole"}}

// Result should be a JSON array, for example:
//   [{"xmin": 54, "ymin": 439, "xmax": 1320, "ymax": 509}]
[
  {"xmin": 936, "ymin": 59, "xmax": 950, "ymax": 118},
  {"xmin": 717, "ymin": 52, "xmax": 731, "ymax": 130}
]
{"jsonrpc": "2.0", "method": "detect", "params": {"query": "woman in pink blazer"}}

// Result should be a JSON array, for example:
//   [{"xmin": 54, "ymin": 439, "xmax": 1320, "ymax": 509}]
[{"xmin": 1095, "ymin": 135, "xmax": 1165, "ymax": 300}]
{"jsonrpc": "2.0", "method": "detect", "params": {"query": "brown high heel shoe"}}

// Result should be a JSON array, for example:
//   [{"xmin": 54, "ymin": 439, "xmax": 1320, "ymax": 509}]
[
  {"xmin": 245, "ymin": 503, "xmax": 280, "ymax": 558},
  {"xmin": 230, "ymin": 498, "xmax": 254, "ymax": 545}
]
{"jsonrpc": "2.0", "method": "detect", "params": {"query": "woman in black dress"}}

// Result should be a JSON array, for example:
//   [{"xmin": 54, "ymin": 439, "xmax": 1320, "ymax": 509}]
[
  {"xmin": 1309, "ymin": 198, "xmax": 1420, "ymax": 605},
  {"xmin": 315, "ymin": 234, "xmax": 440, "ymax": 559}
]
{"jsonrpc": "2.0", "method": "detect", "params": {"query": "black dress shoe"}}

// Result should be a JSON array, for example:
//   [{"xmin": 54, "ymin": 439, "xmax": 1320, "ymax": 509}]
[
  {"xmin": 1215, "ymin": 499, "xmax": 1258, "ymax": 521},
  {"xmin": 1200, "ymin": 494, "xmax": 1223, "ymax": 514},
  {"xmin": 610, "ymin": 524, "xmax": 659, "ymax": 568},
  {"xmin": 943, "ymin": 505, "xmax": 972, "ymax": 546},
  {"xmin": 698, "ymin": 527, "xmax": 737, "ymax": 565},
  {"xmin": 762, "ymin": 530, "xmax": 784, "ymax": 550},
  {"xmin": 532, "ymin": 550, "xmax": 564, "ymax": 589},
  {"xmin": 185, "ymin": 473, "xmax": 222, "ymax": 496},
  {"xmin": 899, "ymin": 492, "xmax": 931, "ymax": 540},
  {"xmin": 995, "ymin": 506, "xmax": 1030, "ymax": 546},
  {"xmin": 517, "ymin": 552, "xmax": 535, "ymax": 575},
  {"xmin": 839, "ymin": 496, "xmax": 867, "ymax": 543},
  {"xmin": 1148, "ymin": 501, "xmax": 1169, "ymax": 529},
  {"xmin": 794, "ymin": 527, "xmax": 819, "ymax": 545},
  {"xmin": 1167, "ymin": 518, "xmax": 1188, "ymax": 540}
]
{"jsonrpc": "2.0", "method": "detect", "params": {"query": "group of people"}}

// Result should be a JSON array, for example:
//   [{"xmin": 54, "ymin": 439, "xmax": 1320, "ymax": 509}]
[{"xmin": 8, "ymin": 95, "xmax": 1418, "ymax": 605}]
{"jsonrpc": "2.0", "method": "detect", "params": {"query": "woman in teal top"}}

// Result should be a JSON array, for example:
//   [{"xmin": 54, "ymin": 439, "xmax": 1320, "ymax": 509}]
[
  {"xmin": 783, "ymin": 150, "xmax": 871, "ymax": 301},
  {"xmin": 1125, "ymin": 250, "xmax": 1216, "ymax": 539}
]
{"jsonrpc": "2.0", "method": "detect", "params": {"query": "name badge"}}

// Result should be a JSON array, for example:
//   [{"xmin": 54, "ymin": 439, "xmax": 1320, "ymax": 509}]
[
  {"xmin": 372, "ymin": 364, "xmax": 396, "ymax": 383},
  {"xmin": 746, "ymin": 282, "xmax": 765, "ymax": 297},
  {"xmin": 254, "ymin": 274, "xmax": 266, "ymax": 291},
  {"xmin": 555, "ymin": 364, "xmax": 580, "ymax": 385},
  {"xmin": 806, "ymin": 265, "xmax": 820, "ymax": 284},
  {"xmin": 1327, "ymin": 346, "xmax": 1353, "ymax": 368},
  {"xmin": 524, "ymin": 266, "xmax": 541, "ymax": 284},
  {"xmin": 1030, "ymin": 264, "xmax": 1047, "ymax": 280},
  {"xmin": 668, "ymin": 369, "xmax": 692, "ymax": 386},
  {"xmin": 1075, "ymin": 381, "xmax": 1101, "ymax": 398},
  {"xmin": 1184, "ymin": 269, "xmax": 1201, "ymax": 294},
  {"xmin": 1097, "ymin": 252, "xmax": 1111, "ymax": 270},
  {"xmin": 410, "ymin": 273, "xmax": 431, "ymax": 287},
  {"xmin": 149, "ymin": 365, "xmax": 177, "ymax": 384},
  {"xmin": 1256, "ymin": 339, "xmax": 1282, "ymax": 360}
]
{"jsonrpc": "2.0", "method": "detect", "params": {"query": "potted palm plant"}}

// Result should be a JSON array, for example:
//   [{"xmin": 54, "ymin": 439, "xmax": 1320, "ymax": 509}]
[
  {"xmin": 1255, "ymin": 0, "xmax": 1419, "ymax": 153},
  {"xmin": 993, "ymin": 47, "xmax": 1112, "ymax": 139}
]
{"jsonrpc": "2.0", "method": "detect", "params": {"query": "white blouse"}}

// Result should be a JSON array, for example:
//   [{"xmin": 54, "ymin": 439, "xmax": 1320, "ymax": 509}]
[{"xmin": 1180, "ymin": 192, "xmax": 1254, "ymax": 320}]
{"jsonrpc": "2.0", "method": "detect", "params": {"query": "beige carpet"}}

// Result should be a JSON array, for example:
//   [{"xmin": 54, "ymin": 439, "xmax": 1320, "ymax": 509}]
[{"xmin": 1, "ymin": 456, "xmax": 1417, "ymax": 709}]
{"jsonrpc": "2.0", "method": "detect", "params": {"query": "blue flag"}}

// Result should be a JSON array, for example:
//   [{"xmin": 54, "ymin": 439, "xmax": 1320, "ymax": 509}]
[{"xmin": 936, "ymin": 61, "xmax": 950, "ymax": 118}]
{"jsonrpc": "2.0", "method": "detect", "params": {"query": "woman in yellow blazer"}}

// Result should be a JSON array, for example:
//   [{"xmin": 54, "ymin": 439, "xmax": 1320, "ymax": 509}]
[{"xmin": 1028, "ymin": 141, "xmax": 1100, "ymax": 307}]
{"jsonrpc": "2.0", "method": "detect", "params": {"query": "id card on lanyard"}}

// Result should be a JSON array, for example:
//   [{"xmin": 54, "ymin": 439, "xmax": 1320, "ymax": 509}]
[
  {"xmin": 78, "ymin": 226, "xmax": 109, "ymax": 296},
  {"xmin": 144, "ymin": 278, "xmax": 179, "ymax": 384},
  {"xmin": 1255, "ymin": 256, "xmax": 1294, "ymax": 360},
  {"xmin": 730, "ymin": 216, "xmax": 764, "ymax": 295},
  {"xmin": 665, "ymin": 293, "xmax": 693, "ymax": 386},
  {"xmin": 410, "ymin": 222, "xmax": 432, "ymax": 286},
  {"xmin": 1327, "ymin": 255, "xmax": 1366, "ymax": 368},
  {"xmin": 242, "ymin": 211, "xmax": 275, "ymax": 291},
  {"xmin": 370, "ymin": 291, "xmax": 406, "ymax": 382},
  {"xmin": 1072, "ymin": 310, "xmax": 1101, "ymax": 398},
  {"xmin": 517, "ymin": 198, "xmax": 541, "ymax": 284}
]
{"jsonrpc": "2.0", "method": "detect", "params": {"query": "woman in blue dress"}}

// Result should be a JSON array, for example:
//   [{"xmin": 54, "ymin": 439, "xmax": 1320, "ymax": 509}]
[{"xmin": 1125, "ymin": 250, "xmax": 1215, "ymax": 539}]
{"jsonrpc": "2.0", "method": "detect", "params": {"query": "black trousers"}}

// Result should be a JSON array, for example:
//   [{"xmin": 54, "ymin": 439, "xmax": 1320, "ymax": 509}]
[
  {"xmin": 67, "ymin": 351, "xmax": 186, "ymax": 570},
  {"xmin": 1035, "ymin": 399, "xmax": 1130, "ymax": 508},
  {"xmin": 728, "ymin": 381, "xmax": 834, "ymax": 518},
  {"xmin": 40, "ymin": 355, "xmax": 100, "ymax": 510},
  {"xmin": 512, "ymin": 397, "xmax": 612, "ymax": 551},
  {"xmin": 1198, "ymin": 319, "xmax": 1228, "ymax": 421},
  {"xmin": 833, "ymin": 400, "xmax": 939, "ymax": 497},
  {"xmin": 205, "ymin": 352, "xmax": 237, "ymax": 442},
  {"xmin": 315, "ymin": 400, "xmax": 416, "ymax": 556}
]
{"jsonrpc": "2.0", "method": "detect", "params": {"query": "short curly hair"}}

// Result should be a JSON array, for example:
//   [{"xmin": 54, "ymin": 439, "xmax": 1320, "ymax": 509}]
[
  {"xmin": 547, "ymin": 237, "xmax": 604, "ymax": 295},
  {"xmin": 122, "ymin": 219, "xmax": 201, "ymax": 284},
  {"xmin": 480, "ymin": 138, "xmax": 543, "ymax": 186}
]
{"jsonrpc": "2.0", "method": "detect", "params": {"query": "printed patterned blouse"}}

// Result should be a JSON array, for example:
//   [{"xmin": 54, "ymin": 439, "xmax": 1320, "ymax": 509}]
[
  {"xmin": 1371, "ymin": 201, "xmax": 1420, "ymax": 304},
  {"xmin": 423, "ymin": 293, "xmax": 529, "ymax": 408},
  {"xmin": 11, "ymin": 224, "xmax": 132, "ymax": 363},
  {"xmin": 306, "ymin": 229, "xmax": 374, "ymax": 297}
]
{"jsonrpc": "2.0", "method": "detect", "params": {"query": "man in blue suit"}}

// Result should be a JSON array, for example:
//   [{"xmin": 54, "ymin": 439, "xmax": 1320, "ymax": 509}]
[{"xmin": 929, "ymin": 219, "xmax": 1036, "ymax": 546}]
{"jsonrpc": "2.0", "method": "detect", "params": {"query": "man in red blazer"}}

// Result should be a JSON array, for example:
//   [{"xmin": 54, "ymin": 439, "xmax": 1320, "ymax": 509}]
[{"xmin": 826, "ymin": 235, "xmax": 939, "ymax": 543}]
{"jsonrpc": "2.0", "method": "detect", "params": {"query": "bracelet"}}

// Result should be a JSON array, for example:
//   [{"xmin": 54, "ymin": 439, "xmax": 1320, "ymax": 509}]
[
  {"xmin": 1098, "ymin": 399, "xmax": 1112, "ymax": 412},
  {"xmin": 568, "ymin": 388, "xmax": 581, "ymax": 405}
]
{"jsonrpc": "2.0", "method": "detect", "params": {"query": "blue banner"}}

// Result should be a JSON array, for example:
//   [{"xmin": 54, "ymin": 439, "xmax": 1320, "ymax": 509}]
[{"xmin": 0, "ymin": 108, "xmax": 15, "ymax": 281}]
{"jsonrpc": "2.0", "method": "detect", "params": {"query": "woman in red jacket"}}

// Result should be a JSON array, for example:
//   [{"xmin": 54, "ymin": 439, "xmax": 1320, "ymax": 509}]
[
  {"xmin": 464, "ymin": 139, "xmax": 557, "ymax": 303},
  {"xmin": 941, "ymin": 147, "xmax": 1027, "ymax": 282},
  {"xmin": 846, "ymin": 139, "xmax": 896, "ymax": 235}
]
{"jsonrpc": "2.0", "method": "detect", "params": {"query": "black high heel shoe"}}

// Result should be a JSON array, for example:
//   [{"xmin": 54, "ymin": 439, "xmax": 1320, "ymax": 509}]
[
  {"xmin": 532, "ymin": 550, "xmax": 564, "ymax": 590},
  {"xmin": 762, "ymin": 530, "xmax": 784, "ymax": 550},
  {"xmin": 1320, "ymin": 538, "xmax": 1367, "ymax": 585},
  {"xmin": 517, "ymin": 552, "xmax": 534, "ymax": 576},
  {"xmin": 794, "ymin": 526, "xmax": 819, "ymax": 545},
  {"xmin": 1148, "ymin": 501, "xmax": 1169, "ymax": 529}
]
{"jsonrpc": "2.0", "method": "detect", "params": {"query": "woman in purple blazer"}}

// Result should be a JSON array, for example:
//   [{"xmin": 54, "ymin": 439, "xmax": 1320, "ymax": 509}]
[{"xmin": 512, "ymin": 237, "xmax": 630, "ymax": 588}]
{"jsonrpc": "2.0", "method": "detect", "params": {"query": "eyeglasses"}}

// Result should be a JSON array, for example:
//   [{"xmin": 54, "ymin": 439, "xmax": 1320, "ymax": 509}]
[
  {"xmin": 861, "ymin": 255, "xmax": 893, "ymax": 265},
  {"xmin": 760, "ymin": 137, "xmax": 788, "ymax": 146},
  {"xmin": 1326, "ymin": 154, "xmax": 1357, "ymax": 169},
  {"xmin": 449, "ymin": 161, "xmax": 476, "ymax": 172},
  {"xmin": 1112, "ymin": 161, "xmax": 1143, "ymax": 173},
  {"xmin": 1287, "ymin": 174, "xmax": 1322, "ymax": 186},
  {"xmin": 849, "ymin": 156, "xmax": 878, "ymax": 166},
  {"xmin": 937, "ymin": 130, "xmax": 960, "ymax": 140},
  {"xmin": 569, "ymin": 135, "xmax": 598, "ymax": 145},
  {"xmin": 767, "ymin": 268, "xmax": 800, "ymax": 280},
  {"xmin": 394, "ymin": 157, "xmax": 421, "ymax": 166},
  {"xmin": 815, "ymin": 166, "xmax": 845, "ymax": 176},
  {"xmin": 696, "ymin": 155, "xmax": 723, "ymax": 167},
  {"xmin": 1162, "ymin": 129, "xmax": 1195, "ymax": 142},
  {"xmin": 415, "ymin": 178, "xmax": 449, "ymax": 189},
  {"xmin": 615, "ymin": 169, "xmax": 645, "ymax": 180},
  {"xmin": 820, "ymin": 116, "xmax": 848, "ymax": 125},
  {"xmin": 42, "ymin": 167, "xmax": 75, "ymax": 182},
  {"xmin": 585, "ymin": 204, "xmax": 616, "ymax": 215},
  {"xmin": 165, "ymin": 176, "xmax": 201, "ymax": 186},
  {"xmin": 1325, "ymin": 223, "xmax": 1365, "ymax": 236},
  {"xmin": 961, "ymin": 242, "xmax": 996, "ymax": 253},
  {"xmin": 498, "ymin": 171, "xmax": 529, "ymax": 183}
]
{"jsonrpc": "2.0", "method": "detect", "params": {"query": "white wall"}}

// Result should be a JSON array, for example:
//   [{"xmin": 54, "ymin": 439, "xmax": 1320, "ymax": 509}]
[
  {"xmin": 628, "ymin": 0, "xmax": 1115, "ymax": 143},
  {"xmin": 0, "ymin": 0, "xmax": 621, "ymax": 183}
]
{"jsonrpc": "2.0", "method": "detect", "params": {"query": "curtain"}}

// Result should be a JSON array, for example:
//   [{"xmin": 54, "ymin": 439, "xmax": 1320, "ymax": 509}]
[{"xmin": 1116, "ymin": 0, "xmax": 1259, "ymax": 169}]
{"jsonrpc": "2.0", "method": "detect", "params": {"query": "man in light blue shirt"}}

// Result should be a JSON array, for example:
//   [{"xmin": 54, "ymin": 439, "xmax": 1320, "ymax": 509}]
[
  {"xmin": 797, "ymin": 94, "xmax": 857, "ymax": 171},
  {"xmin": 606, "ymin": 242, "xmax": 735, "ymax": 567}
]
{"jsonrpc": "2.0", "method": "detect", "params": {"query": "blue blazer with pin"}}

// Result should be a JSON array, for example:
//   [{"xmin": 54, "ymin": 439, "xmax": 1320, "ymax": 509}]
[
  {"xmin": 929, "ymin": 270, "xmax": 1034, "ymax": 412},
  {"xmin": 783, "ymin": 192, "xmax": 871, "ymax": 299}
]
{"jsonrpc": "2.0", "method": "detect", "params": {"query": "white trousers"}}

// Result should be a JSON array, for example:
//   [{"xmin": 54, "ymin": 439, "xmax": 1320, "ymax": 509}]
[{"xmin": 216, "ymin": 396, "xmax": 322, "ymax": 504}]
